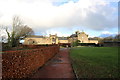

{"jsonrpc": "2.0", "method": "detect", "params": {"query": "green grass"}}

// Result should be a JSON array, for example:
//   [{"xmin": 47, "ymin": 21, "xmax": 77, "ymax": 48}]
[{"xmin": 70, "ymin": 47, "xmax": 119, "ymax": 78}]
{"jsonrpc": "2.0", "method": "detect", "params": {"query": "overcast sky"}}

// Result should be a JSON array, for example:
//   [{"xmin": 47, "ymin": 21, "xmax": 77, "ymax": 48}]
[{"xmin": 0, "ymin": 0, "xmax": 119, "ymax": 37}]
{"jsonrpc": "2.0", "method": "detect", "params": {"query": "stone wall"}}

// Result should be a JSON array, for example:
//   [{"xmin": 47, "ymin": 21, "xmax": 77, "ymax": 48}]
[
  {"xmin": 2, "ymin": 46, "xmax": 59, "ymax": 78},
  {"xmin": 88, "ymin": 40, "xmax": 98, "ymax": 44},
  {"xmin": 59, "ymin": 40, "xmax": 69, "ymax": 43},
  {"xmin": 103, "ymin": 42, "xmax": 120, "ymax": 47}
]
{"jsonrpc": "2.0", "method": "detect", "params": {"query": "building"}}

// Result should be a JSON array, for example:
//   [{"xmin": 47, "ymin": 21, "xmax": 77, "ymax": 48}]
[
  {"xmin": 69, "ymin": 31, "xmax": 98, "ymax": 44},
  {"xmin": 24, "ymin": 34, "xmax": 70, "ymax": 45},
  {"xmin": 24, "ymin": 31, "xmax": 98, "ymax": 45}
]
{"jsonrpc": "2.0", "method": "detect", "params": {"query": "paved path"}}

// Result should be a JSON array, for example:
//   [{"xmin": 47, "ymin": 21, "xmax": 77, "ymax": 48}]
[{"xmin": 30, "ymin": 48, "xmax": 75, "ymax": 78}]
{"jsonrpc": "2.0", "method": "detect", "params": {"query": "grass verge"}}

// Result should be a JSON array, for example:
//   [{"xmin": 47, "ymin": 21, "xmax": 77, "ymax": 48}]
[{"xmin": 70, "ymin": 47, "xmax": 119, "ymax": 78}]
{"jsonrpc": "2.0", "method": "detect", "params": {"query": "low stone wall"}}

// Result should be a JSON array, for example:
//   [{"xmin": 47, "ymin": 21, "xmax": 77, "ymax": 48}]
[
  {"xmin": 2, "ymin": 46, "xmax": 59, "ymax": 78},
  {"xmin": 103, "ymin": 42, "xmax": 120, "ymax": 47}
]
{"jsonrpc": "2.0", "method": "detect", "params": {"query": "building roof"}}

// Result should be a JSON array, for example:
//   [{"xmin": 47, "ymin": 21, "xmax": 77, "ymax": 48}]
[
  {"xmin": 70, "ymin": 31, "xmax": 88, "ymax": 38},
  {"xmin": 88, "ymin": 38, "xmax": 98, "ymax": 40},
  {"xmin": 70, "ymin": 34, "xmax": 77, "ymax": 38}
]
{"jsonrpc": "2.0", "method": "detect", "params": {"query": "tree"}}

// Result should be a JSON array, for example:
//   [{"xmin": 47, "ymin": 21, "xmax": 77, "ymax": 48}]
[
  {"xmin": 0, "ymin": 26, "xmax": 3, "ymax": 42},
  {"xmin": 0, "ymin": 25, "xmax": 7, "ymax": 42},
  {"xmin": 5, "ymin": 16, "xmax": 34, "ymax": 47},
  {"xmin": 72, "ymin": 40, "xmax": 80, "ymax": 47},
  {"xmin": 114, "ymin": 34, "xmax": 120, "ymax": 41},
  {"xmin": 102, "ymin": 36, "xmax": 113, "ymax": 42}
]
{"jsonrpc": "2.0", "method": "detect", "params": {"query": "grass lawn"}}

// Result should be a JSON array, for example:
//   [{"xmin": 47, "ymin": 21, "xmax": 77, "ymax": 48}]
[{"xmin": 70, "ymin": 47, "xmax": 119, "ymax": 78}]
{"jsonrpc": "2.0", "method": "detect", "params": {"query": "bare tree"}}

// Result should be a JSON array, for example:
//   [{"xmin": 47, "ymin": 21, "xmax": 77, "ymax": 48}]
[
  {"xmin": 102, "ymin": 36, "xmax": 114, "ymax": 42},
  {"xmin": 114, "ymin": 34, "xmax": 120, "ymax": 41},
  {"xmin": 5, "ymin": 16, "xmax": 34, "ymax": 47},
  {"xmin": 0, "ymin": 26, "xmax": 3, "ymax": 42},
  {"xmin": 0, "ymin": 25, "xmax": 6, "ymax": 42}
]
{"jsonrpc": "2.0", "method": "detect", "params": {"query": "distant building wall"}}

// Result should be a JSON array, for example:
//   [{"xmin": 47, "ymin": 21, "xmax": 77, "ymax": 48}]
[
  {"xmin": 68, "ymin": 37, "xmax": 78, "ymax": 44},
  {"xmin": 50, "ymin": 34, "xmax": 58, "ymax": 44},
  {"xmin": 24, "ymin": 38, "xmax": 52, "ymax": 45},
  {"xmin": 88, "ymin": 40, "xmax": 98, "ymax": 44},
  {"xmin": 78, "ymin": 32, "xmax": 88, "ymax": 43},
  {"xmin": 59, "ymin": 40, "xmax": 69, "ymax": 43}
]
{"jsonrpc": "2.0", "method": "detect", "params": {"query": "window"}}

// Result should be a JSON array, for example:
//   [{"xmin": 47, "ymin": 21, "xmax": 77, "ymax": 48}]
[{"xmin": 33, "ymin": 41, "xmax": 35, "ymax": 43}]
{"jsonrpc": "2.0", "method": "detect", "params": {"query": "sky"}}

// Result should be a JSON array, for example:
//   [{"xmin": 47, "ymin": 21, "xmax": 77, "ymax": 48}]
[{"xmin": 0, "ymin": 0, "xmax": 119, "ymax": 38}]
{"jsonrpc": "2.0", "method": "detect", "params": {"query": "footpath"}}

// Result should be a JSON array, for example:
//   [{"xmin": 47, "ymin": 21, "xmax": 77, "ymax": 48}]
[{"xmin": 30, "ymin": 48, "xmax": 75, "ymax": 78}]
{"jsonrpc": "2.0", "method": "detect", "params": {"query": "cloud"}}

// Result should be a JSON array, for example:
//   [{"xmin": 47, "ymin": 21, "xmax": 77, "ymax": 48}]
[
  {"xmin": 45, "ymin": 28, "xmax": 72, "ymax": 37},
  {"xmin": 0, "ymin": 0, "xmax": 118, "ymax": 33},
  {"xmin": 101, "ymin": 31, "xmax": 113, "ymax": 34},
  {"xmin": 99, "ymin": 30, "xmax": 118, "ymax": 37}
]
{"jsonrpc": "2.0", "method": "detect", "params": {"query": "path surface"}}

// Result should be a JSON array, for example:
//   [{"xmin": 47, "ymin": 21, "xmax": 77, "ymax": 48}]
[{"xmin": 30, "ymin": 48, "xmax": 75, "ymax": 78}]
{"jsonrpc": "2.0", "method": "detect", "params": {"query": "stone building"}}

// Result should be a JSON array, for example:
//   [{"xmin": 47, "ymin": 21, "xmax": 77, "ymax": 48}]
[
  {"xmin": 24, "ymin": 36, "xmax": 52, "ymax": 45},
  {"xmin": 24, "ymin": 34, "xmax": 70, "ymax": 45},
  {"xmin": 24, "ymin": 31, "xmax": 98, "ymax": 45},
  {"xmin": 70, "ymin": 31, "xmax": 98, "ymax": 44}
]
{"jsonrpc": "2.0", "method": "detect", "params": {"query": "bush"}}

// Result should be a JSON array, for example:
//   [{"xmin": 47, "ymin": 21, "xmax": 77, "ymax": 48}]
[{"xmin": 72, "ymin": 40, "xmax": 80, "ymax": 47}]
